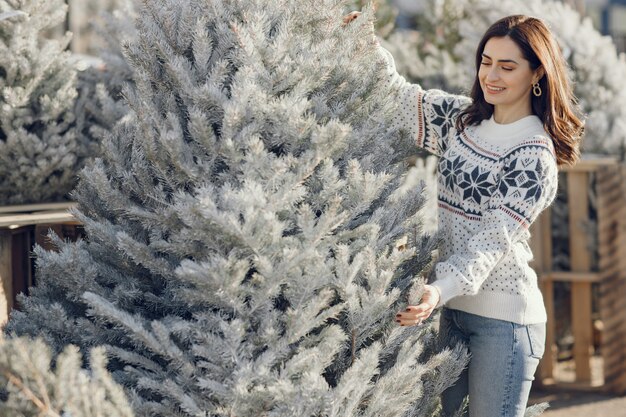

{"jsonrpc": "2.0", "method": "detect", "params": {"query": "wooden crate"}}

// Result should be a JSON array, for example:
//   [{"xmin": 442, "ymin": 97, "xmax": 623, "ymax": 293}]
[
  {"xmin": 530, "ymin": 157, "xmax": 626, "ymax": 394},
  {"xmin": 0, "ymin": 202, "xmax": 81, "ymax": 327}
]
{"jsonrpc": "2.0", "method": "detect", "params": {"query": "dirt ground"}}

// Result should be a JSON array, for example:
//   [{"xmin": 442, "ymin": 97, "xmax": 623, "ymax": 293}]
[
  {"xmin": 530, "ymin": 388, "xmax": 626, "ymax": 416},
  {"xmin": 526, "ymin": 353, "xmax": 626, "ymax": 416}
]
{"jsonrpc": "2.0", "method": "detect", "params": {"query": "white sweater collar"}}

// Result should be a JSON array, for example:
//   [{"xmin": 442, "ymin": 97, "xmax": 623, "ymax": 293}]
[{"xmin": 475, "ymin": 114, "xmax": 544, "ymax": 143}]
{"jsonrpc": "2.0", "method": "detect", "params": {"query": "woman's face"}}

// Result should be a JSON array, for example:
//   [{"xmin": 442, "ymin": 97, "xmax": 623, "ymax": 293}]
[{"xmin": 478, "ymin": 36, "xmax": 542, "ymax": 114}]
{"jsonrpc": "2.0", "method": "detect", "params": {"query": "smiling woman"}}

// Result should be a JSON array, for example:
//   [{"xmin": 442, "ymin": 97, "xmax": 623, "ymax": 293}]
[
  {"xmin": 458, "ymin": 15, "xmax": 584, "ymax": 167},
  {"xmin": 347, "ymin": 13, "xmax": 585, "ymax": 417}
]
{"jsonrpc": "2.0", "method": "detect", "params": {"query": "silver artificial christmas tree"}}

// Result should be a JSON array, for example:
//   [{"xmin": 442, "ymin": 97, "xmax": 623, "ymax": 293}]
[{"xmin": 8, "ymin": 1, "xmax": 467, "ymax": 416}]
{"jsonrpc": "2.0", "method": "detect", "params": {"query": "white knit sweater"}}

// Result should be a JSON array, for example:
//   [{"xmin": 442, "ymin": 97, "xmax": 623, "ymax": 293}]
[{"xmin": 383, "ymin": 47, "xmax": 558, "ymax": 325}]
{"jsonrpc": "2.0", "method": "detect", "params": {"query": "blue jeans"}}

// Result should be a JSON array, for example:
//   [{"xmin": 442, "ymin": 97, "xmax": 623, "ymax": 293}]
[{"xmin": 439, "ymin": 308, "xmax": 546, "ymax": 417}]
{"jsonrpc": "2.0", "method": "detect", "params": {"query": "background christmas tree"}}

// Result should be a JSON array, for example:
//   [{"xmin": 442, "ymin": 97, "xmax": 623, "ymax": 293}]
[
  {"xmin": 7, "ymin": 0, "xmax": 467, "ymax": 416},
  {"xmin": 0, "ymin": 336, "xmax": 134, "ymax": 417},
  {"xmin": 73, "ymin": 0, "xmax": 137, "ymax": 151},
  {"xmin": 66, "ymin": 0, "xmax": 133, "ymax": 55},
  {"xmin": 0, "ymin": 0, "xmax": 97, "ymax": 204}
]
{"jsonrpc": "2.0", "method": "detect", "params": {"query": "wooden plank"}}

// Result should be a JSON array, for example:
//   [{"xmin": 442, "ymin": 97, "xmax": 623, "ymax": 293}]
[
  {"xmin": 599, "ymin": 164, "xmax": 626, "ymax": 396},
  {"xmin": 610, "ymin": 370, "xmax": 626, "ymax": 395},
  {"xmin": 598, "ymin": 261, "xmax": 620, "ymax": 279},
  {"xmin": 0, "ymin": 212, "xmax": 77, "ymax": 228},
  {"xmin": 599, "ymin": 312, "xmax": 626, "ymax": 332},
  {"xmin": 596, "ymin": 177, "xmax": 623, "ymax": 195},
  {"xmin": 610, "ymin": 374, "xmax": 626, "ymax": 395},
  {"xmin": 603, "ymin": 371, "xmax": 621, "ymax": 384},
  {"xmin": 568, "ymin": 170, "xmax": 593, "ymax": 383},
  {"xmin": 560, "ymin": 157, "xmax": 616, "ymax": 172},
  {"xmin": 539, "ymin": 280, "xmax": 556, "ymax": 382},
  {"xmin": 0, "ymin": 231, "xmax": 12, "ymax": 328},
  {"xmin": 603, "ymin": 353, "xmax": 626, "ymax": 379},
  {"xmin": 597, "ymin": 235, "xmax": 619, "ymax": 254},
  {"xmin": 605, "ymin": 375, "xmax": 626, "ymax": 394},
  {"xmin": 598, "ymin": 304, "xmax": 619, "ymax": 320},
  {"xmin": 600, "ymin": 328, "xmax": 626, "ymax": 350},
  {"xmin": 68, "ymin": 0, "xmax": 87, "ymax": 53},
  {"xmin": 571, "ymin": 282, "xmax": 593, "ymax": 382},
  {"xmin": 604, "ymin": 369, "xmax": 626, "ymax": 390},
  {"xmin": 536, "ymin": 379, "xmax": 604, "ymax": 391},
  {"xmin": 595, "ymin": 185, "xmax": 623, "ymax": 207},
  {"xmin": 0, "ymin": 202, "xmax": 76, "ymax": 214},
  {"xmin": 541, "ymin": 271, "xmax": 602, "ymax": 283},
  {"xmin": 596, "ymin": 188, "xmax": 622, "ymax": 203},
  {"xmin": 531, "ymin": 209, "xmax": 556, "ymax": 383},
  {"xmin": 595, "ymin": 168, "xmax": 620, "ymax": 183},
  {"xmin": 530, "ymin": 208, "xmax": 553, "ymax": 272},
  {"xmin": 598, "ymin": 275, "xmax": 621, "ymax": 293},
  {"xmin": 598, "ymin": 292, "xmax": 625, "ymax": 310},
  {"xmin": 595, "ymin": 168, "xmax": 620, "ymax": 186},
  {"xmin": 599, "ymin": 303, "xmax": 626, "ymax": 322},
  {"xmin": 596, "ymin": 208, "xmax": 622, "ymax": 227},
  {"xmin": 597, "ymin": 241, "xmax": 619, "ymax": 259}
]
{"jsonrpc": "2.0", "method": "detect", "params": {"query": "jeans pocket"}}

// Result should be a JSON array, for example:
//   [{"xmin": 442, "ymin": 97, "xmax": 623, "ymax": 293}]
[{"xmin": 526, "ymin": 323, "xmax": 546, "ymax": 359}]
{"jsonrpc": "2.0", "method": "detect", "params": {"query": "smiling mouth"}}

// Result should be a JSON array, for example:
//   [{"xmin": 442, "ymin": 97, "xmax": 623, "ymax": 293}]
[{"xmin": 486, "ymin": 85, "xmax": 505, "ymax": 92}]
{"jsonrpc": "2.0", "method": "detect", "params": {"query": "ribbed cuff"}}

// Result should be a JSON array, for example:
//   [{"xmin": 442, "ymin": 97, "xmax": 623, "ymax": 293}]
[{"xmin": 431, "ymin": 276, "xmax": 463, "ymax": 307}]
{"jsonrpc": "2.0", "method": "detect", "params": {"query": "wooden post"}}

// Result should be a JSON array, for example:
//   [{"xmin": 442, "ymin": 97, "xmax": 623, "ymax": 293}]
[
  {"xmin": 568, "ymin": 171, "xmax": 593, "ymax": 383},
  {"xmin": 0, "ymin": 231, "xmax": 12, "ymax": 327},
  {"xmin": 529, "ymin": 158, "xmax": 626, "ymax": 392},
  {"xmin": 67, "ymin": 0, "xmax": 87, "ymax": 53},
  {"xmin": 531, "ymin": 207, "xmax": 556, "ymax": 383},
  {"xmin": 10, "ymin": 227, "xmax": 34, "ymax": 309},
  {"xmin": 596, "ymin": 163, "xmax": 626, "ymax": 394}
]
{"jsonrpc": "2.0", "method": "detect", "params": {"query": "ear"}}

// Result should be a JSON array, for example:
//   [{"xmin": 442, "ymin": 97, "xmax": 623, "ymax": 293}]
[{"xmin": 533, "ymin": 66, "xmax": 545, "ymax": 84}]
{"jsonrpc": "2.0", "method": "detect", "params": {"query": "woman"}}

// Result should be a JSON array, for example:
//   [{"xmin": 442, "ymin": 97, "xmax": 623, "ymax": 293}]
[{"xmin": 346, "ymin": 13, "xmax": 584, "ymax": 417}]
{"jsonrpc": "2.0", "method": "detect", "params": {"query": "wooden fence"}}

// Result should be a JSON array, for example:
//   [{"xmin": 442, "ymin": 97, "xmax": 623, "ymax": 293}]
[
  {"xmin": 530, "ymin": 157, "xmax": 626, "ymax": 394},
  {"xmin": 0, "ymin": 203, "xmax": 81, "ymax": 327}
]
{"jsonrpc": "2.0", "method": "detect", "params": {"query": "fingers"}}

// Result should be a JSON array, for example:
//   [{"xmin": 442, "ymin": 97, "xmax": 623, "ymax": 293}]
[
  {"xmin": 395, "ymin": 303, "xmax": 435, "ymax": 327},
  {"xmin": 394, "ymin": 286, "xmax": 441, "ymax": 327}
]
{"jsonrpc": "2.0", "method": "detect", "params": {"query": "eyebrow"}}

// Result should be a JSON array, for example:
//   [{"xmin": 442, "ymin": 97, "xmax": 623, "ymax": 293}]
[{"xmin": 481, "ymin": 53, "xmax": 519, "ymax": 64}]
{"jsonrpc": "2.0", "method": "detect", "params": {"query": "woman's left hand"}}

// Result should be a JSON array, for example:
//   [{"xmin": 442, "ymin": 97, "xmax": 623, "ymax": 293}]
[
  {"xmin": 342, "ymin": 11, "xmax": 361, "ymax": 26},
  {"xmin": 395, "ymin": 284, "xmax": 441, "ymax": 326}
]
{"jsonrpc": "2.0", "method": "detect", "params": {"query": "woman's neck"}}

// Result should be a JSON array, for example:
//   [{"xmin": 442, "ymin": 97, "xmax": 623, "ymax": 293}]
[{"xmin": 493, "ymin": 103, "xmax": 533, "ymax": 124}]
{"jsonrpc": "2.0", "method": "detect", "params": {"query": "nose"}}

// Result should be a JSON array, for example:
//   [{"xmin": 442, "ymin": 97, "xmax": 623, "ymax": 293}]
[{"xmin": 486, "ymin": 67, "xmax": 500, "ymax": 82}]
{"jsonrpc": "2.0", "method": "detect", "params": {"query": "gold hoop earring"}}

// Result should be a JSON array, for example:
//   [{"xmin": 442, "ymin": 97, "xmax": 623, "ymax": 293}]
[{"xmin": 532, "ymin": 82, "xmax": 542, "ymax": 97}]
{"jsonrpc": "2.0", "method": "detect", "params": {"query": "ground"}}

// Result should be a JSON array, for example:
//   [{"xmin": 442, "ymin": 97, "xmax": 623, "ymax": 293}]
[{"xmin": 530, "ymin": 389, "xmax": 626, "ymax": 416}]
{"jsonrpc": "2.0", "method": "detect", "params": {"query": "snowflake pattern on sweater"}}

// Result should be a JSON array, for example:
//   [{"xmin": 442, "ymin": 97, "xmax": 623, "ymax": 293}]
[{"xmin": 381, "ymin": 46, "xmax": 558, "ymax": 324}]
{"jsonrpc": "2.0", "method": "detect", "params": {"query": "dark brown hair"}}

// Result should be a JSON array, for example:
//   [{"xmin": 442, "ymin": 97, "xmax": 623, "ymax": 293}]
[{"xmin": 456, "ymin": 15, "xmax": 584, "ymax": 166}]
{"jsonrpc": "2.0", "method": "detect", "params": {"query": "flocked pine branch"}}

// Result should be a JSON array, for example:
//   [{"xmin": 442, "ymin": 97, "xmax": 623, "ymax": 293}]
[{"xmin": 0, "ymin": 336, "xmax": 134, "ymax": 417}]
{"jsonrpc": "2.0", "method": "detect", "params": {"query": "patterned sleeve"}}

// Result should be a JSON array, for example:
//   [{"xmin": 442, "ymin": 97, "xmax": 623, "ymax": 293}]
[
  {"xmin": 431, "ymin": 141, "xmax": 559, "ymax": 304},
  {"xmin": 380, "ymin": 46, "xmax": 471, "ymax": 156}
]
